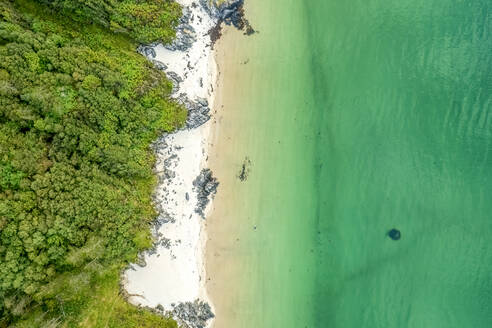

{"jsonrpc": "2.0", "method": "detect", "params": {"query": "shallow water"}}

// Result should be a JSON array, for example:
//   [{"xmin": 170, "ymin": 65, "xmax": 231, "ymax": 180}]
[{"xmin": 210, "ymin": 0, "xmax": 492, "ymax": 326}]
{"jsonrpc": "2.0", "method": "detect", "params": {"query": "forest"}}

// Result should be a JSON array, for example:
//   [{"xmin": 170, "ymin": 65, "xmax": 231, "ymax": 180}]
[{"xmin": 0, "ymin": 0, "xmax": 184, "ymax": 326}]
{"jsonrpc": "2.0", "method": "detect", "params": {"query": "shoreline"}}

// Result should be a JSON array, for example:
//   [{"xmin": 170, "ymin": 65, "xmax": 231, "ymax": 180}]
[
  {"xmin": 123, "ymin": 1, "xmax": 250, "ymax": 327},
  {"xmin": 204, "ymin": 25, "xmax": 249, "ymax": 328},
  {"xmin": 124, "ymin": 0, "xmax": 218, "ymax": 326}
]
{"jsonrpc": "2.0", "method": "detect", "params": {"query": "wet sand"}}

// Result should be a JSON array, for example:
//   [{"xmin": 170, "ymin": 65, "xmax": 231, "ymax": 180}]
[{"xmin": 205, "ymin": 25, "xmax": 254, "ymax": 328}]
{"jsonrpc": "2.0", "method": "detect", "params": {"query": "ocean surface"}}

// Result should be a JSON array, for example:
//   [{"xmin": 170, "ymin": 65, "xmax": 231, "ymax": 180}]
[{"xmin": 211, "ymin": 0, "xmax": 492, "ymax": 327}]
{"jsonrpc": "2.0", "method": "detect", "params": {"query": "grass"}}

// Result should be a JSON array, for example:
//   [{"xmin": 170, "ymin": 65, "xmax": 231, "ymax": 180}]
[{"xmin": 13, "ymin": 265, "xmax": 178, "ymax": 328}]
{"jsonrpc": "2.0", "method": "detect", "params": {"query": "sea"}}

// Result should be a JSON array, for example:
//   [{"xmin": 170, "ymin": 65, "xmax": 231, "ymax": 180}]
[{"xmin": 210, "ymin": 0, "xmax": 492, "ymax": 326}]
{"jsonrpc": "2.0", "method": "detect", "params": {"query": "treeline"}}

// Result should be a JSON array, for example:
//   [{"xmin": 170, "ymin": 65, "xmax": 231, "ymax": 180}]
[{"xmin": 0, "ymin": 0, "xmax": 184, "ymax": 326}]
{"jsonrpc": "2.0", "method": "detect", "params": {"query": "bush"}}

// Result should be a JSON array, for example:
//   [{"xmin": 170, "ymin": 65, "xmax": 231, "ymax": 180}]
[
  {"xmin": 39, "ymin": 0, "xmax": 182, "ymax": 43},
  {"xmin": 0, "ymin": 0, "xmax": 185, "ymax": 326}
]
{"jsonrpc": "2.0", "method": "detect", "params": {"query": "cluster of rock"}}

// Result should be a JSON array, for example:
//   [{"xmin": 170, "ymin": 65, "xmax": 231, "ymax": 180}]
[
  {"xmin": 134, "ymin": 252, "xmax": 147, "ymax": 268},
  {"xmin": 132, "ymin": 214, "xmax": 175, "ymax": 269},
  {"xmin": 137, "ymin": 45, "xmax": 168, "ymax": 71},
  {"xmin": 171, "ymin": 300, "xmax": 215, "ymax": 328},
  {"xmin": 193, "ymin": 169, "xmax": 219, "ymax": 217},
  {"xmin": 165, "ymin": 7, "xmax": 197, "ymax": 51},
  {"xmin": 200, "ymin": 0, "xmax": 255, "ymax": 36},
  {"xmin": 137, "ymin": 45, "xmax": 156, "ymax": 58},
  {"xmin": 151, "ymin": 136, "xmax": 178, "ymax": 226},
  {"xmin": 173, "ymin": 94, "xmax": 211, "ymax": 129},
  {"xmin": 137, "ymin": 0, "xmax": 255, "ymax": 132},
  {"xmin": 166, "ymin": 72, "xmax": 184, "ymax": 94},
  {"xmin": 238, "ymin": 156, "xmax": 252, "ymax": 181},
  {"xmin": 138, "ymin": 43, "xmax": 211, "ymax": 130}
]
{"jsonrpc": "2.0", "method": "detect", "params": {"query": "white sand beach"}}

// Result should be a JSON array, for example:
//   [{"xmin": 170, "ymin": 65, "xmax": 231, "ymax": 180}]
[{"xmin": 123, "ymin": 0, "xmax": 218, "ymax": 323}]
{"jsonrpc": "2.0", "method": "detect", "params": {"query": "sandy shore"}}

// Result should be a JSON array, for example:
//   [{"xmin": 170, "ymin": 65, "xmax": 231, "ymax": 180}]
[
  {"xmin": 205, "ymin": 25, "xmax": 253, "ymax": 328},
  {"xmin": 123, "ymin": 1, "xmax": 255, "ymax": 327},
  {"xmin": 124, "ymin": 0, "xmax": 218, "ymax": 326}
]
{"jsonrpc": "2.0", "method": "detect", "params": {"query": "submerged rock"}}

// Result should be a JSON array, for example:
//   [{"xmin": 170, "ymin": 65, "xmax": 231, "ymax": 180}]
[
  {"xmin": 238, "ymin": 156, "xmax": 251, "ymax": 181},
  {"xmin": 208, "ymin": 22, "xmax": 223, "ymax": 44},
  {"xmin": 193, "ymin": 169, "xmax": 219, "ymax": 217},
  {"xmin": 388, "ymin": 228, "xmax": 401, "ymax": 240}
]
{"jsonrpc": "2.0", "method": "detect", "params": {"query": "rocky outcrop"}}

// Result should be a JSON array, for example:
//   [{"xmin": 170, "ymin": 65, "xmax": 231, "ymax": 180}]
[
  {"xmin": 166, "ymin": 72, "xmax": 184, "ymax": 93},
  {"xmin": 200, "ymin": 0, "xmax": 255, "ymax": 36},
  {"xmin": 174, "ymin": 94, "xmax": 211, "ymax": 129},
  {"xmin": 137, "ymin": 45, "xmax": 157, "ymax": 58},
  {"xmin": 165, "ymin": 7, "xmax": 197, "ymax": 51},
  {"xmin": 193, "ymin": 169, "xmax": 219, "ymax": 217},
  {"xmin": 135, "ymin": 253, "xmax": 147, "ymax": 268},
  {"xmin": 171, "ymin": 300, "xmax": 215, "ymax": 328},
  {"xmin": 151, "ymin": 59, "xmax": 168, "ymax": 71},
  {"xmin": 138, "ymin": 7, "xmax": 198, "ymax": 53},
  {"xmin": 200, "ymin": 0, "xmax": 242, "ymax": 24},
  {"xmin": 138, "ymin": 0, "xmax": 253, "ymax": 131}
]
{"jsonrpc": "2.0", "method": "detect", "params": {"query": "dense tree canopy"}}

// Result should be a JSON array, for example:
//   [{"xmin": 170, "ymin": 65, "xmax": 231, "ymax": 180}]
[
  {"xmin": 39, "ymin": 0, "xmax": 181, "ymax": 43},
  {"xmin": 0, "ymin": 0, "xmax": 184, "ymax": 326}
]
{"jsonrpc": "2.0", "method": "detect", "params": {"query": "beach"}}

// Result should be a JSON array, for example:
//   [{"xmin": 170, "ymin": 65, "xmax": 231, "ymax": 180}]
[
  {"xmin": 204, "ymin": 1, "xmax": 320, "ymax": 326},
  {"xmin": 123, "ymin": 1, "xmax": 255, "ymax": 327},
  {"xmin": 205, "ymin": 26, "xmax": 250, "ymax": 328},
  {"xmin": 123, "ymin": 0, "xmax": 219, "ymax": 325}
]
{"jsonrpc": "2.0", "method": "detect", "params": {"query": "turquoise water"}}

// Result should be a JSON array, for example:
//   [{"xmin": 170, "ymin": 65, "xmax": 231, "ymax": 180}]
[
  {"xmin": 214, "ymin": 0, "xmax": 492, "ymax": 327},
  {"xmin": 307, "ymin": 0, "xmax": 492, "ymax": 326}
]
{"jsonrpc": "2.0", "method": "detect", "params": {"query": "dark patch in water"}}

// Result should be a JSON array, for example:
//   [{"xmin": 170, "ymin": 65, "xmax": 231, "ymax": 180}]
[
  {"xmin": 238, "ymin": 157, "xmax": 252, "ymax": 181},
  {"xmin": 388, "ymin": 228, "xmax": 401, "ymax": 240}
]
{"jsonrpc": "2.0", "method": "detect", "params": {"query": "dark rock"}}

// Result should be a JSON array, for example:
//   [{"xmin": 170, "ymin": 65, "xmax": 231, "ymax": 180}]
[
  {"xmin": 244, "ymin": 24, "xmax": 255, "ymax": 35},
  {"xmin": 193, "ymin": 169, "xmax": 219, "ymax": 217},
  {"xmin": 196, "ymin": 97, "xmax": 208, "ymax": 107},
  {"xmin": 201, "ymin": 0, "xmax": 255, "ymax": 43},
  {"xmin": 172, "ymin": 299, "xmax": 215, "ymax": 328},
  {"xmin": 137, "ymin": 45, "xmax": 157, "ymax": 58},
  {"xmin": 151, "ymin": 135, "xmax": 169, "ymax": 152},
  {"xmin": 187, "ymin": 105, "xmax": 210, "ymax": 128},
  {"xmin": 145, "ymin": 47, "xmax": 156, "ymax": 58},
  {"xmin": 200, "ymin": 0, "xmax": 241, "ymax": 21},
  {"xmin": 238, "ymin": 156, "xmax": 251, "ymax": 181},
  {"xmin": 222, "ymin": 8, "xmax": 235, "ymax": 19},
  {"xmin": 163, "ymin": 154, "xmax": 178, "ymax": 167},
  {"xmin": 160, "ymin": 237, "xmax": 172, "ymax": 249},
  {"xmin": 388, "ymin": 228, "xmax": 401, "ymax": 240},
  {"xmin": 151, "ymin": 59, "xmax": 168, "ymax": 71},
  {"xmin": 155, "ymin": 212, "xmax": 174, "ymax": 226},
  {"xmin": 167, "ymin": 72, "xmax": 183, "ymax": 93},
  {"xmin": 135, "ymin": 253, "xmax": 147, "ymax": 267},
  {"xmin": 164, "ymin": 169, "xmax": 176, "ymax": 180},
  {"xmin": 165, "ymin": 8, "xmax": 197, "ymax": 51},
  {"xmin": 175, "ymin": 94, "xmax": 211, "ymax": 129}
]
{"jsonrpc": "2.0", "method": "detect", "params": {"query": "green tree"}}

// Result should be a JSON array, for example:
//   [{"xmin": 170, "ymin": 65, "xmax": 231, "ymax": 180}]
[{"xmin": 0, "ymin": 0, "xmax": 185, "ymax": 326}]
